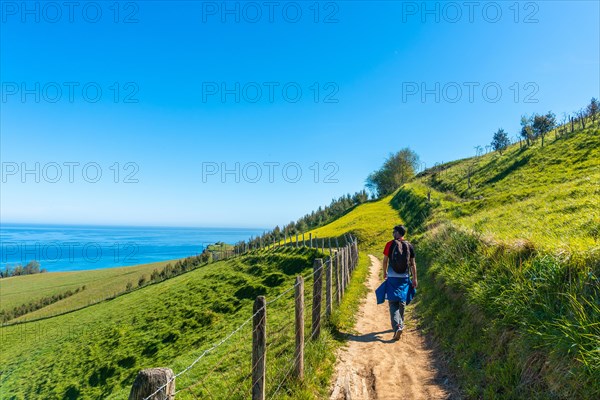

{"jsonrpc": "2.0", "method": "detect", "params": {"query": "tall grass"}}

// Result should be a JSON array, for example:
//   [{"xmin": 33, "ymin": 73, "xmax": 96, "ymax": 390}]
[{"xmin": 408, "ymin": 194, "xmax": 599, "ymax": 398}]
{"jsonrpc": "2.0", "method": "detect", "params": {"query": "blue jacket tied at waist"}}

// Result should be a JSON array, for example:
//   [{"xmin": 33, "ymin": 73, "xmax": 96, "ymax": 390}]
[{"xmin": 375, "ymin": 277, "xmax": 416, "ymax": 305}]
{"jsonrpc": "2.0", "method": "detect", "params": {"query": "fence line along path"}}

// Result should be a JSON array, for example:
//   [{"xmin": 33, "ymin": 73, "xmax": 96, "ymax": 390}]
[{"xmin": 129, "ymin": 235, "xmax": 360, "ymax": 400}]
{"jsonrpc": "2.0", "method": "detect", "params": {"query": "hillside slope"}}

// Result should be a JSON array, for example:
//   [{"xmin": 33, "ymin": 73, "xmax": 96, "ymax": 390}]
[
  {"xmin": 0, "ymin": 259, "xmax": 177, "ymax": 320},
  {"xmin": 308, "ymin": 125, "xmax": 598, "ymax": 398},
  {"xmin": 306, "ymin": 191, "xmax": 404, "ymax": 254},
  {"xmin": 408, "ymin": 126, "xmax": 599, "ymax": 398},
  {"xmin": 0, "ymin": 248, "xmax": 334, "ymax": 399},
  {"xmin": 415, "ymin": 124, "xmax": 599, "ymax": 252}
]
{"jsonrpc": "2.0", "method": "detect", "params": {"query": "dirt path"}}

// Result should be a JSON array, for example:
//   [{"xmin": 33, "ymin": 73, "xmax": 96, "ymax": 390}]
[{"xmin": 329, "ymin": 255, "xmax": 457, "ymax": 400}]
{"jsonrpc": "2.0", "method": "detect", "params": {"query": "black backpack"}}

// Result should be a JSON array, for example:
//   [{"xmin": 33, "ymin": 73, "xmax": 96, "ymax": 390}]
[{"xmin": 389, "ymin": 240, "xmax": 410, "ymax": 274}]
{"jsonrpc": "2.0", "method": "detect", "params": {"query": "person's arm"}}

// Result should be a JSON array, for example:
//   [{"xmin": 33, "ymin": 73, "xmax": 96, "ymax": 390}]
[
  {"xmin": 382, "ymin": 255, "xmax": 388, "ymax": 279},
  {"xmin": 410, "ymin": 257, "xmax": 418, "ymax": 288}
]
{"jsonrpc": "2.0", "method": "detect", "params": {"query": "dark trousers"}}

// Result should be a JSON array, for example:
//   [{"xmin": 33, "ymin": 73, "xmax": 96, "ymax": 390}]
[{"xmin": 388, "ymin": 300, "xmax": 406, "ymax": 331}]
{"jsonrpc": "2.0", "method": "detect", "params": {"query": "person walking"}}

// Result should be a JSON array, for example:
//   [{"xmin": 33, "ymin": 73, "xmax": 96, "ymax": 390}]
[{"xmin": 382, "ymin": 225, "xmax": 418, "ymax": 340}]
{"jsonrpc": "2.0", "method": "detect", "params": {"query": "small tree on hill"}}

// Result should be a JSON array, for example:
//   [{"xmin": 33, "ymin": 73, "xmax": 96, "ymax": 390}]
[
  {"xmin": 587, "ymin": 97, "xmax": 599, "ymax": 124},
  {"xmin": 491, "ymin": 128, "xmax": 510, "ymax": 154},
  {"xmin": 560, "ymin": 113, "xmax": 569, "ymax": 137},
  {"xmin": 366, "ymin": 148, "xmax": 419, "ymax": 198},
  {"xmin": 520, "ymin": 115, "xmax": 534, "ymax": 146},
  {"xmin": 532, "ymin": 111, "xmax": 556, "ymax": 147},
  {"xmin": 576, "ymin": 108, "xmax": 587, "ymax": 129}
]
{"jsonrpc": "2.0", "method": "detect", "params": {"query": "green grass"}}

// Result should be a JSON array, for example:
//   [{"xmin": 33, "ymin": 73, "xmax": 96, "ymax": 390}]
[
  {"xmin": 415, "ymin": 224, "xmax": 599, "ymax": 398},
  {"xmin": 302, "ymin": 123, "xmax": 599, "ymax": 398},
  {"xmin": 0, "ymin": 259, "xmax": 179, "ymax": 322},
  {"xmin": 404, "ymin": 124, "xmax": 600, "ymax": 398},
  {"xmin": 0, "ymin": 244, "xmax": 371, "ymax": 400},
  {"xmin": 330, "ymin": 253, "xmax": 371, "ymax": 334},
  {"xmin": 306, "ymin": 192, "xmax": 404, "ymax": 255},
  {"xmin": 0, "ymin": 247, "xmax": 334, "ymax": 399},
  {"xmin": 417, "ymin": 124, "xmax": 600, "ymax": 252}
]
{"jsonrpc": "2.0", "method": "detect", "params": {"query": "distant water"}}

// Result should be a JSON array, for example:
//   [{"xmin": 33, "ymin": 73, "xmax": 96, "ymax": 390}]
[{"xmin": 0, "ymin": 224, "xmax": 265, "ymax": 272}]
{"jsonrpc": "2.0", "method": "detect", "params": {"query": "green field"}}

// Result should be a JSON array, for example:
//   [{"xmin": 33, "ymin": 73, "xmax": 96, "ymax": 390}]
[
  {"xmin": 1, "ymin": 247, "xmax": 363, "ymax": 399},
  {"xmin": 0, "ymin": 259, "xmax": 179, "ymax": 322}
]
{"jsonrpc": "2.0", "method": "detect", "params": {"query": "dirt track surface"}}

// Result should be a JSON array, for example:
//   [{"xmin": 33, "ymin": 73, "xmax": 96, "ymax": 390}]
[{"xmin": 329, "ymin": 255, "xmax": 458, "ymax": 400}]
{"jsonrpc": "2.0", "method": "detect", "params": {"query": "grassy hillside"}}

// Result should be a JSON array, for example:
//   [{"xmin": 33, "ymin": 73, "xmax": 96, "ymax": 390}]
[
  {"xmin": 416, "ymin": 124, "xmax": 599, "ymax": 252},
  {"xmin": 0, "ymin": 259, "xmax": 179, "ymax": 322},
  {"xmin": 304, "ymin": 124, "xmax": 598, "ymax": 398},
  {"xmin": 407, "ymin": 125, "xmax": 600, "ymax": 398},
  {"xmin": 306, "ymin": 192, "xmax": 404, "ymax": 255},
  {"xmin": 0, "ymin": 247, "xmax": 347, "ymax": 399}
]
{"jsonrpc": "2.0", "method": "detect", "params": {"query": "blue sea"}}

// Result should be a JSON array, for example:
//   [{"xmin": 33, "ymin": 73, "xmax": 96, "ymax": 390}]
[{"xmin": 0, "ymin": 224, "xmax": 266, "ymax": 272}]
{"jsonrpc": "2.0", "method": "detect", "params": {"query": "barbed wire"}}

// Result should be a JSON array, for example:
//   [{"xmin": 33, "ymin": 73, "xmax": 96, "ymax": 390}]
[
  {"xmin": 143, "ymin": 239, "xmax": 357, "ymax": 400},
  {"xmin": 143, "ymin": 304, "xmax": 266, "ymax": 400},
  {"xmin": 269, "ymin": 348, "xmax": 304, "ymax": 399}
]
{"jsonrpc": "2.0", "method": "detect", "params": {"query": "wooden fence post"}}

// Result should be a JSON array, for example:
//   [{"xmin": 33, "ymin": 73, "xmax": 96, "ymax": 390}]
[
  {"xmin": 295, "ymin": 276, "xmax": 304, "ymax": 380},
  {"xmin": 296, "ymin": 233, "xmax": 299, "ymax": 248},
  {"xmin": 309, "ymin": 233, "xmax": 313, "ymax": 248},
  {"xmin": 340, "ymin": 248, "xmax": 346, "ymax": 296},
  {"xmin": 326, "ymin": 257, "xmax": 332, "ymax": 318},
  {"xmin": 312, "ymin": 259, "xmax": 323, "ymax": 339},
  {"xmin": 340, "ymin": 247, "xmax": 345, "ymax": 294},
  {"xmin": 343, "ymin": 246, "xmax": 348, "ymax": 292},
  {"xmin": 303, "ymin": 233, "xmax": 305, "ymax": 247},
  {"xmin": 129, "ymin": 368, "xmax": 175, "ymax": 400},
  {"xmin": 350, "ymin": 241, "xmax": 354, "ymax": 271},
  {"xmin": 349, "ymin": 241, "xmax": 354, "ymax": 272},
  {"xmin": 252, "ymin": 296, "xmax": 267, "ymax": 400},
  {"xmin": 335, "ymin": 250, "xmax": 341, "ymax": 304}
]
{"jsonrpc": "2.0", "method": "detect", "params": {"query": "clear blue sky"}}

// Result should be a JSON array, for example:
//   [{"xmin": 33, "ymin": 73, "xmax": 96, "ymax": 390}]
[{"xmin": 1, "ymin": 1, "xmax": 598, "ymax": 228}]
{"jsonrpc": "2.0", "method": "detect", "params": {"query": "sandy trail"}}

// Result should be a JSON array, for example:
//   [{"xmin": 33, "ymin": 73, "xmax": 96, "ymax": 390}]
[{"xmin": 329, "ymin": 255, "xmax": 457, "ymax": 400}]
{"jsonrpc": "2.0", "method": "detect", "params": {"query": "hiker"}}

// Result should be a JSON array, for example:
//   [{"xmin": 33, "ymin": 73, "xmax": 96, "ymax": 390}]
[{"xmin": 382, "ymin": 225, "xmax": 417, "ymax": 340}]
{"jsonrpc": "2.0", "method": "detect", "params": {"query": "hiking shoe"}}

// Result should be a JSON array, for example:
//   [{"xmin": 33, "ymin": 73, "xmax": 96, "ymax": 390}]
[{"xmin": 393, "ymin": 329, "xmax": 403, "ymax": 341}]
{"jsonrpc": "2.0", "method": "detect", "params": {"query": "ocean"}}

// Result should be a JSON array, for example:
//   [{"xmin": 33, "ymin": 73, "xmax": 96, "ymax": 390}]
[{"xmin": 0, "ymin": 224, "xmax": 266, "ymax": 272}]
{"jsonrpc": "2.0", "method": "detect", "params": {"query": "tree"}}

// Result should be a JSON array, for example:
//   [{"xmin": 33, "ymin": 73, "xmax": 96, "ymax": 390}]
[
  {"xmin": 576, "ymin": 108, "xmax": 587, "ymax": 129},
  {"xmin": 520, "ymin": 115, "xmax": 534, "ymax": 146},
  {"xmin": 532, "ymin": 111, "xmax": 556, "ymax": 147},
  {"xmin": 560, "ymin": 113, "xmax": 569, "ymax": 137},
  {"xmin": 365, "ymin": 148, "xmax": 420, "ymax": 197},
  {"xmin": 587, "ymin": 97, "xmax": 599, "ymax": 124},
  {"xmin": 491, "ymin": 128, "xmax": 510, "ymax": 154},
  {"xmin": 23, "ymin": 261, "xmax": 41, "ymax": 275}
]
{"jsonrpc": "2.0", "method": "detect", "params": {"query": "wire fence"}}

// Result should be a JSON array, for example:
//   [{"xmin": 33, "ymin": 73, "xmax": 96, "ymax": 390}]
[{"xmin": 128, "ymin": 236, "xmax": 360, "ymax": 400}]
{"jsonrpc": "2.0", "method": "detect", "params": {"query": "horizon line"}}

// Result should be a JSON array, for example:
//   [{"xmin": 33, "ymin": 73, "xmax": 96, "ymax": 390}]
[{"xmin": 0, "ymin": 221, "xmax": 269, "ymax": 231}]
